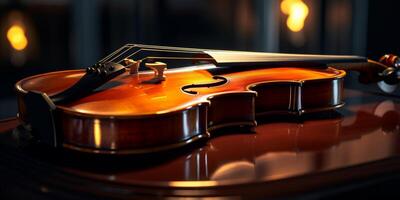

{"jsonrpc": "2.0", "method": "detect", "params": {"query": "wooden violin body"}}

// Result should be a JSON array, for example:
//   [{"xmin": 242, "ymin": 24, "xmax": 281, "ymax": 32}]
[
  {"xmin": 16, "ymin": 66, "xmax": 345, "ymax": 154},
  {"xmin": 14, "ymin": 45, "xmax": 399, "ymax": 154}
]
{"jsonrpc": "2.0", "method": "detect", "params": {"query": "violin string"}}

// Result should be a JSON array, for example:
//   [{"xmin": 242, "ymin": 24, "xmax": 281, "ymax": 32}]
[
  {"xmin": 115, "ymin": 48, "xmax": 143, "ymax": 64},
  {"xmin": 106, "ymin": 45, "xmax": 136, "ymax": 63},
  {"xmin": 99, "ymin": 44, "xmax": 139, "ymax": 63},
  {"xmin": 108, "ymin": 44, "xmax": 167, "ymax": 63},
  {"xmin": 132, "ymin": 44, "xmax": 207, "ymax": 52},
  {"xmin": 115, "ymin": 48, "xmax": 204, "ymax": 64},
  {"xmin": 99, "ymin": 44, "xmax": 209, "ymax": 65},
  {"xmin": 99, "ymin": 47, "xmax": 128, "ymax": 63},
  {"xmin": 140, "ymin": 56, "xmax": 214, "ymax": 62},
  {"xmin": 99, "ymin": 44, "xmax": 354, "ymax": 66},
  {"xmin": 140, "ymin": 48, "xmax": 203, "ymax": 54},
  {"xmin": 99, "ymin": 45, "xmax": 129, "ymax": 63}
]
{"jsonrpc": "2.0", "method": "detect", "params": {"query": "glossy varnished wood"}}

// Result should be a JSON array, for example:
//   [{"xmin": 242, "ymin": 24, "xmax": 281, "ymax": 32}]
[
  {"xmin": 16, "ymin": 66, "xmax": 345, "ymax": 116},
  {"xmin": 1, "ymin": 89, "xmax": 399, "ymax": 199},
  {"xmin": 15, "ymin": 65, "xmax": 345, "ymax": 153}
]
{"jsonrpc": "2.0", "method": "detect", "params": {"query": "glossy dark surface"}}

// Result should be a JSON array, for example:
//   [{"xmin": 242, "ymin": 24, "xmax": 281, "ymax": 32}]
[
  {"xmin": 0, "ymin": 88, "xmax": 400, "ymax": 198},
  {"xmin": 68, "ymin": 89, "xmax": 399, "ymax": 185}
]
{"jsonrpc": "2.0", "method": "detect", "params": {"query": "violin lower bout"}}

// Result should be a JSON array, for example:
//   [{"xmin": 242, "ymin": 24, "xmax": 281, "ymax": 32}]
[
  {"xmin": 59, "ymin": 77, "xmax": 343, "ymax": 154},
  {"xmin": 16, "ymin": 67, "xmax": 345, "ymax": 154}
]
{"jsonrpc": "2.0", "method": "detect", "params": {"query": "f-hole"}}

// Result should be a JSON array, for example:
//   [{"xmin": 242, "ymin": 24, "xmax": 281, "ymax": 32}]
[{"xmin": 182, "ymin": 76, "xmax": 228, "ymax": 95}]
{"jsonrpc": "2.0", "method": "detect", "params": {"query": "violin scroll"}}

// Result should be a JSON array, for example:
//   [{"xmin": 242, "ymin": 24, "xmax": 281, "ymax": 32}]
[
  {"xmin": 330, "ymin": 54, "xmax": 399, "ymax": 93},
  {"xmin": 378, "ymin": 54, "xmax": 400, "ymax": 85}
]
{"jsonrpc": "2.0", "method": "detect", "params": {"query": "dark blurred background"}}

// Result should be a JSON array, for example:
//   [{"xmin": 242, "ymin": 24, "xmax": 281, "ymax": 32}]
[{"xmin": 0, "ymin": 0, "xmax": 399, "ymax": 118}]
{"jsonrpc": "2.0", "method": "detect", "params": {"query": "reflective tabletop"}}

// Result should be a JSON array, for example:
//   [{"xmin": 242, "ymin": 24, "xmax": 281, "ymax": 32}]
[{"xmin": 1, "ymin": 88, "xmax": 400, "ymax": 198}]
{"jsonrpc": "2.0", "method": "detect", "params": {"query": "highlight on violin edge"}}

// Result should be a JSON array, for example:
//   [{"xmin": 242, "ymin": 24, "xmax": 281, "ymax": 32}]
[{"xmin": 13, "ymin": 44, "xmax": 400, "ymax": 154}]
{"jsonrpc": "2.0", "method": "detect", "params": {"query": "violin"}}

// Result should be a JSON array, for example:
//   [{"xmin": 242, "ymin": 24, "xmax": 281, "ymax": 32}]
[{"xmin": 14, "ymin": 44, "xmax": 400, "ymax": 154}]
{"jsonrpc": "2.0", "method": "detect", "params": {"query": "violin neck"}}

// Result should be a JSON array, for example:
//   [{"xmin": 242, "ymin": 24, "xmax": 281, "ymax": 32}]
[
  {"xmin": 204, "ymin": 50, "xmax": 367, "ymax": 67},
  {"xmin": 99, "ymin": 44, "xmax": 368, "ymax": 67},
  {"xmin": 98, "ymin": 44, "xmax": 396, "ymax": 84}
]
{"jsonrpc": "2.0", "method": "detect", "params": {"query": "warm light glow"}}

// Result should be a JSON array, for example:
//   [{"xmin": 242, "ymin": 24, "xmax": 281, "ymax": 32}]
[
  {"xmin": 6, "ymin": 24, "xmax": 28, "ymax": 51},
  {"xmin": 168, "ymin": 181, "xmax": 218, "ymax": 187},
  {"xmin": 94, "ymin": 119, "xmax": 102, "ymax": 148},
  {"xmin": 211, "ymin": 161, "xmax": 254, "ymax": 180},
  {"xmin": 280, "ymin": 0, "xmax": 297, "ymax": 15},
  {"xmin": 281, "ymin": 0, "xmax": 309, "ymax": 32}
]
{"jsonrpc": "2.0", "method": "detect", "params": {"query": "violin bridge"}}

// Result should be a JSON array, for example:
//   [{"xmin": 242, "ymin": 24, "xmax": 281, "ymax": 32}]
[
  {"xmin": 124, "ymin": 58, "xmax": 141, "ymax": 74},
  {"xmin": 142, "ymin": 62, "xmax": 167, "ymax": 84},
  {"xmin": 123, "ymin": 59, "xmax": 168, "ymax": 84}
]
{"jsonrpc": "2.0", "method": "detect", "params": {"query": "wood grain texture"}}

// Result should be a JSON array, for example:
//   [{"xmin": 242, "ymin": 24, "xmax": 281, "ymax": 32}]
[{"xmin": 15, "ymin": 65, "xmax": 346, "ymax": 153}]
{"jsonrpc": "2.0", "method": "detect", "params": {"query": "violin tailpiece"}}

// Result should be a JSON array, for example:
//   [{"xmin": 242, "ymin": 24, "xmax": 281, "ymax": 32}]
[{"xmin": 50, "ymin": 62, "xmax": 126, "ymax": 104}]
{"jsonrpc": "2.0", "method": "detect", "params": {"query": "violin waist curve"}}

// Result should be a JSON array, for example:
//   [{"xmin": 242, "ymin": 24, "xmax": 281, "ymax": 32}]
[{"xmin": 15, "ymin": 65, "xmax": 345, "ymax": 154}]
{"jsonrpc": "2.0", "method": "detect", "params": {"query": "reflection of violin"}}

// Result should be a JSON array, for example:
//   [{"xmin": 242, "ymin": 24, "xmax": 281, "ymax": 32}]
[
  {"xmin": 14, "ymin": 44, "xmax": 400, "ymax": 154},
  {"xmin": 58, "ymin": 97, "xmax": 396, "ymax": 183},
  {"xmin": 149, "ymin": 98, "xmax": 400, "ymax": 182}
]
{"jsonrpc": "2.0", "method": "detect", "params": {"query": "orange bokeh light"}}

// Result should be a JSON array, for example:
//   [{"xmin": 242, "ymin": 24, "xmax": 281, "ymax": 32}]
[
  {"xmin": 281, "ymin": 0, "xmax": 309, "ymax": 32},
  {"xmin": 7, "ymin": 24, "xmax": 28, "ymax": 51}
]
